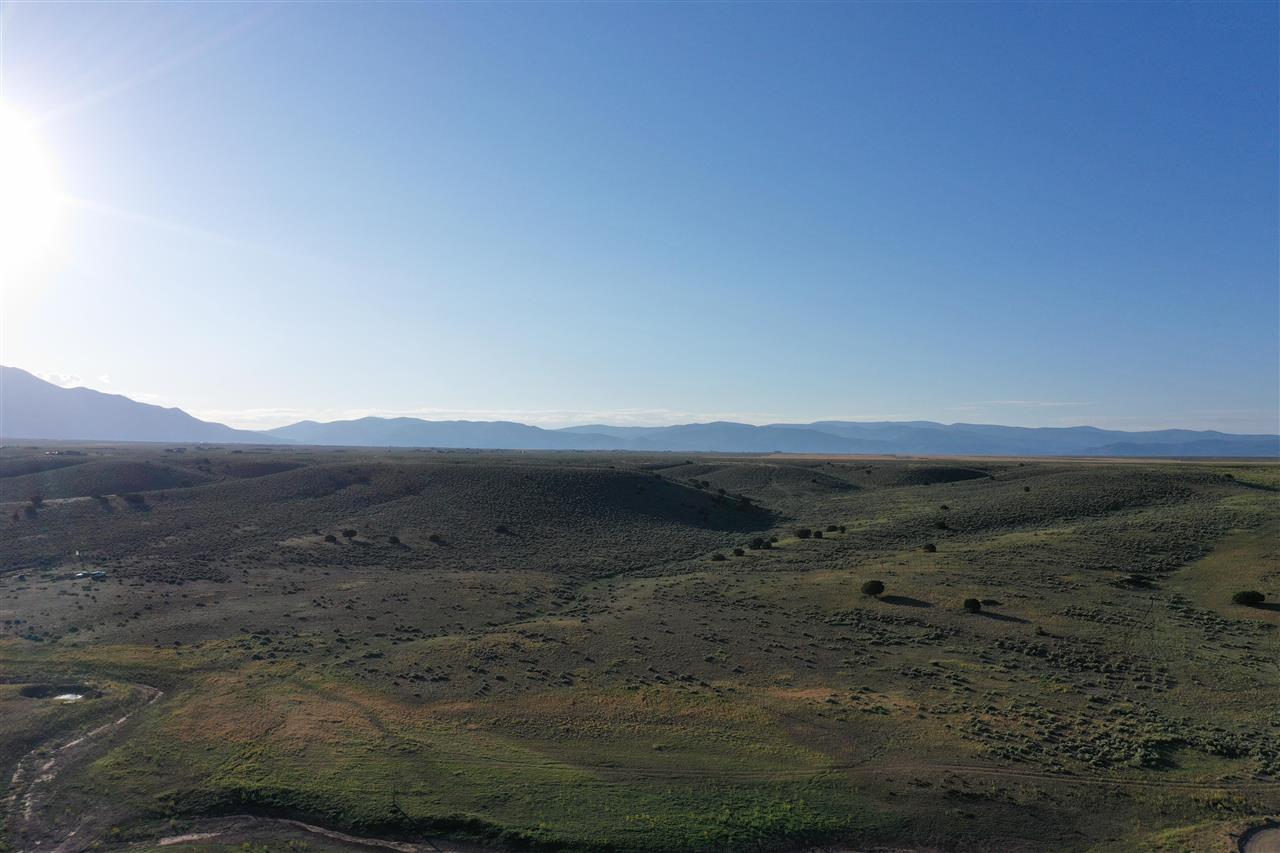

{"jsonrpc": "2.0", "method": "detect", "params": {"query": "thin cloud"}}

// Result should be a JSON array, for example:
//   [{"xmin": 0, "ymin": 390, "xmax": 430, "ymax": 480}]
[
  {"xmin": 1064, "ymin": 413, "xmax": 1279, "ymax": 432},
  {"xmin": 35, "ymin": 371, "xmax": 84, "ymax": 388},
  {"xmin": 960, "ymin": 400, "xmax": 1094, "ymax": 408}
]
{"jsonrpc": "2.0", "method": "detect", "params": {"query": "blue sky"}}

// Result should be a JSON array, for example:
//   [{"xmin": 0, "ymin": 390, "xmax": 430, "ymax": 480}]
[{"xmin": 1, "ymin": 1, "xmax": 1276, "ymax": 432}]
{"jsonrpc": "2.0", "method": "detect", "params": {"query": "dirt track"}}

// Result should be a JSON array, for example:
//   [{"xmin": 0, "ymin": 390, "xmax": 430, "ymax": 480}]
[
  {"xmin": 154, "ymin": 815, "xmax": 479, "ymax": 852},
  {"xmin": 1242, "ymin": 823, "xmax": 1280, "ymax": 853},
  {"xmin": 6, "ymin": 683, "xmax": 161, "ymax": 852}
]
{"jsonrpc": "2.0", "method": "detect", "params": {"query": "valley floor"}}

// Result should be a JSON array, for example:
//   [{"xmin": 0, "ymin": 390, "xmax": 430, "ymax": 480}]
[{"xmin": 1, "ymin": 447, "xmax": 1277, "ymax": 851}]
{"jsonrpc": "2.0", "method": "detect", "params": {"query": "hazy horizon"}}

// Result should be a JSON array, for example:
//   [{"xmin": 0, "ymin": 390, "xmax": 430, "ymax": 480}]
[
  {"xmin": 4, "ymin": 364, "xmax": 1274, "ymax": 436},
  {"xmin": 2, "ymin": 2, "xmax": 1277, "ymax": 434}
]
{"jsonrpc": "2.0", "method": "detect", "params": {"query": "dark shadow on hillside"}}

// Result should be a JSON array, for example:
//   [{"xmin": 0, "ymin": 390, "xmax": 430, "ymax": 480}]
[
  {"xmin": 1229, "ymin": 477, "xmax": 1279, "ymax": 492},
  {"xmin": 977, "ymin": 611, "xmax": 1029, "ymax": 624},
  {"xmin": 876, "ymin": 466, "xmax": 991, "ymax": 487},
  {"xmin": 641, "ymin": 477, "xmax": 779, "ymax": 532},
  {"xmin": 1238, "ymin": 820, "xmax": 1280, "ymax": 853},
  {"xmin": 1251, "ymin": 602, "xmax": 1280, "ymax": 613},
  {"xmin": 880, "ymin": 595, "xmax": 932, "ymax": 608}
]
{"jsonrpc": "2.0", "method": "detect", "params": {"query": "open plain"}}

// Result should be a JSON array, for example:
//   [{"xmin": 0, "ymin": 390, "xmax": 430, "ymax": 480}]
[{"xmin": 1, "ymin": 444, "xmax": 1277, "ymax": 852}]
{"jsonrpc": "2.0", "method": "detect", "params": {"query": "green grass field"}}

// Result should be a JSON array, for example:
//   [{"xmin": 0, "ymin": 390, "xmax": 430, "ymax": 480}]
[{"xmin": 1, "ymin": 445, "xmax": 1277, "ymax": 851}]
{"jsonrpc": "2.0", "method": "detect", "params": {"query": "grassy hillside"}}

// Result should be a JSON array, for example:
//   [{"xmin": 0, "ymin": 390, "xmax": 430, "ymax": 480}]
[{"xmin": 1, "ymin": 445, "xmax": 1276, "ymax": 851}]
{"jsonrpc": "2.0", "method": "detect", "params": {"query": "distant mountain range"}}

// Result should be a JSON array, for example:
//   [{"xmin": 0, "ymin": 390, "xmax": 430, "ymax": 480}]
[
  {"xmin": 269, "ymin": 417, "xmax": 1279, "ymax": 456},
  {"xmin": 0, "ymin": 366, "xmax": 278, "ymax": 444},
  {"xmin": 3, "ymin": 366, "xmax": 1277, "ymax": 457}
]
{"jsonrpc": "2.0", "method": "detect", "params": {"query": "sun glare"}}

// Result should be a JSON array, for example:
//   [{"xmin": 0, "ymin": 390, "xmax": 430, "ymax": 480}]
[{"xmin": 0, "ymin": 106, "xmax": 61, "ymax": 283}]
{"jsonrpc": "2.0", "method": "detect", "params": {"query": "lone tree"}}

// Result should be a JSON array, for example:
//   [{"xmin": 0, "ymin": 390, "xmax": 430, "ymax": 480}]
[
  {"xmin": 923, "ymin": 543, "xmax": 937, "ymax": 553},
  {"xmin": 861, "ymin": 580, "xmax": 885, "ymax": 597},
  {"xmin": 963, "ymin": 598, "xmax": 983, "ymax": 613},
  {"xmin": 795, "ymin": 528, "xmax": 812, "ymax": 539},
  {"xmin": 710, "ymin": 553, "xmax": 727, "ymax": 562},
  {"xmin": 1232, "ymin": 590, "xmax": 1266, "ymax": 607}
]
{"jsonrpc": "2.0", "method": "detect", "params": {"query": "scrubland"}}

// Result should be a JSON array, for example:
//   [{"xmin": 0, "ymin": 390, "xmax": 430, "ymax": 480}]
[{"xmin": 1, "ymin": 445, "xmax": 1276, "ymax": 851}]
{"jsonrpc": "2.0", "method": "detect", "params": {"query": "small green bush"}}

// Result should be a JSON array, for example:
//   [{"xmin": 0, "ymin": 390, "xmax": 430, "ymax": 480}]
[
  {"xmin": 861, "ymin": 580, "xmax": 885, "ymax": 597},
  {"xmin": 1232, "ymin": 590, "xmax": 1266, "ymax": 607},
  {"xmin": 963, "ymin": 598, "xmax": 982, "ymax": 613},
  {"xmin": 795, "ymin": 528, "xmax": 812, "ymax": 539}
]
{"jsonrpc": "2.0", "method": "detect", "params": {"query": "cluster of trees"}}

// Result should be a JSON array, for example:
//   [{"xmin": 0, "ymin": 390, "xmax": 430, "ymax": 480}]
[
  {"xmin": 312, "ymin": 528, "xmax": 403, "ymax": 545},
  {"xmin": 860, "ymin": 578, "xmax": 984, "ymax": 613},
  {"xmin": 793, "ymin": 525, "xmax": 847, "ymax": 540}
]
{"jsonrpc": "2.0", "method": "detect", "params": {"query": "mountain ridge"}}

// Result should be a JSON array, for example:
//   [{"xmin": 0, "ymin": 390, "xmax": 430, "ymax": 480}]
[
  {"xmin": 0, "ymin": 366, "xmax": 278, "ymax": 444},
  {"xmin": 266, "ymin": 415, "xmax": 1277, "ymax": 457}
]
